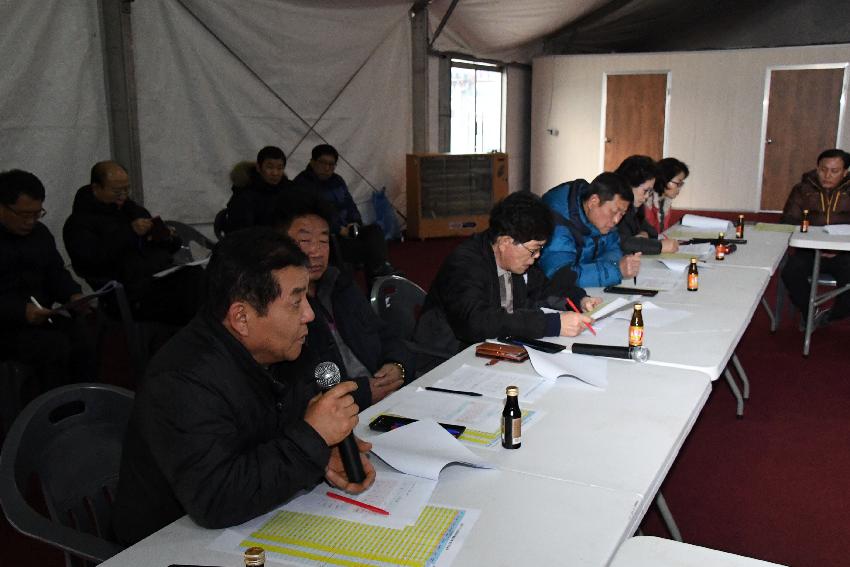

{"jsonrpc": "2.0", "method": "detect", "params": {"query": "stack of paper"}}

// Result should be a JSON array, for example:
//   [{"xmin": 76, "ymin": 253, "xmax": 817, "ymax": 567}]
[
  {"xmin": 680, "ymin": 213, "xmax": 734, "ymax": 234},
  {"xmin": 824, "ymin": 224, "xmax": 850, "ymax": 235}
]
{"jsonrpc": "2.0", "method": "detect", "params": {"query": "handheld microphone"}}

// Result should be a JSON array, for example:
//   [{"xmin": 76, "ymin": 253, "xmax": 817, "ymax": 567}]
[
  {"xmin": 314, "ymin": 361, "xmax": 366, "ymax": 483},
  {"xmin": 571, "ymin": 343, "xmax": 650, "ymax": 362}
]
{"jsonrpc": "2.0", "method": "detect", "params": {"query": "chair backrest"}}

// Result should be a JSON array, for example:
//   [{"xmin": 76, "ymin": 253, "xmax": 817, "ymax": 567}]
[
  {"xmin": 213, "ymin": 209, "xmax": 229, "ymax": 241},
  {"xmin": 0, "ymin": 383, "xmax": 134, "ymax": 566},
  {"xmin": 370, "ymin": 275, "xmax": 427, "ymax": 339}
]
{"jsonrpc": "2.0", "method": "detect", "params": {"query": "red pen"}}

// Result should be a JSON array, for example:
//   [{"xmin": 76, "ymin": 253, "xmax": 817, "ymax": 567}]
[
  {"xmin": 566, "ymin": 298, "xmax": 597, "ymax": 336},
  {"xmin": 326, "ymin": 491, "xmax": 390, "ymax": 515}
]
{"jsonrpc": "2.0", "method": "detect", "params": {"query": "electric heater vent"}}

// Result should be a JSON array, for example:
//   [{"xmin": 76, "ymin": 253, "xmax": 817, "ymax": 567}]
[{"xmin": 406, "ymin": 153, "xmax": 508, "ymax": 239}]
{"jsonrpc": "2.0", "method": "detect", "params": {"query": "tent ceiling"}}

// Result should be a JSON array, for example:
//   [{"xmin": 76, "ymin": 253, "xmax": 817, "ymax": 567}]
[{"xmin": 426, "ymin": 0, "xmax": 850, "ymax": 63}]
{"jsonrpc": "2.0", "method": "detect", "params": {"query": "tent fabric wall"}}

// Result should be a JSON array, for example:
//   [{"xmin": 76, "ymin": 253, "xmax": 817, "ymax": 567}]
[
  {"xmin": 0, "ymin": 0, "xmax": 110, "ymax": 250},
  {"xmin": 132, "ymin": 0, "xmax": 412, "ymax": 226}
]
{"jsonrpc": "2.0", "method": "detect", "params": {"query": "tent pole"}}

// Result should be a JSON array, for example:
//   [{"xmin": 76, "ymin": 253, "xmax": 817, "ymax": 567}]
[
  {"xmin": 410, "ymin": 3, "xmax": 430, "ymax": 152},
  {"xmin": 99, "ymin": 0, "xmax": 144, "ymax": 203}
]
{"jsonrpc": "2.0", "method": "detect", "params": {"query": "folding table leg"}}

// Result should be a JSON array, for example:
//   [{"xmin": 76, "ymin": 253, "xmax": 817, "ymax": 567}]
[
  {"xmin": 724, "ymin": 367, "xmax": 744, "ymax": 418},
  {"xmin": 803, "ymin": 250, "xmax": 821, "ymax": 357},
  {"xmin": 655, "ymin": 492, "xmax": 683, "ymax": 542},
  {"xmin": 731, "ymin": 353, "xmax": 750, "ymax": 400},
  {"xmin": 761, "ymin": 296, "xmax": 778, "ymax": 333}
]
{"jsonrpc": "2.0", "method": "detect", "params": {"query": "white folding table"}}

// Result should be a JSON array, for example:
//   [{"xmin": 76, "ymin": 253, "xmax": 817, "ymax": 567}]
[
  {"xmin": 610, "ymin": 536, "xmax": 786, "ymax": 566},
  {"xmin": 788, "ymin": 226, "xmax": 850, "ymax": 355}
]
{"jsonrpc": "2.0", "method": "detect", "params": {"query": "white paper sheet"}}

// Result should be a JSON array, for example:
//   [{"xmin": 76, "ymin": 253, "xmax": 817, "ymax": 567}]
[
  {"xmin": 611, "ymin": 300, "xmax": 691, "ymax": 327},
  {"xmin": 284, "ymin": 470, "xmax": 436, "ymax": 529},
  {"xmin": 379, "ymin": 391, "xmax": 505, "ymax": 431},
  {"xmin": 152, "ymin": 256, "xmax": 210, "ymax": 278},
  {"xmin": 425, "ymin": 363, "xmax": 552, "ymax": 402},
  {"xmin": 824, "ymin": 224, "xmax": 850, "ymax": 235},
  {"xmin": 370, "ymin": 419, "xmax": 493, "ymax": 480},
  {"xmin": 526, "ymin": 348, "xmax": 608, "ymax": 389},
  {"xmin": 680, "ymin": 213, "xmax": 734, "ymax": 234}
]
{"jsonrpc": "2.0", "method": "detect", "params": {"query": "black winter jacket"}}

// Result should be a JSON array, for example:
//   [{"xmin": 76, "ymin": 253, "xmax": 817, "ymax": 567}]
[
  {"xmin": 413, "ymin": 232, "xmax": 587, "ymax": 357},
  {"xmin": 225, "ymin": 168, "xmax": 294, "ymax": 231},
  {"xmin": 63, "ymin": 186, "xmax": 180, "ymax": 290},
  {"xmin": 112, "ymin": 313, "xmax": 329, "ymax": 545},
  {"xmin": 305, "ymin": 266, "xmax": 415, "ymax": 410},
  {"xmin": 0, "ymin": 223, "xmax": 81, "ymax": 326},
  {"xmin": 617, "ymin": 205, "xmax": 662, "ymax": 254}
]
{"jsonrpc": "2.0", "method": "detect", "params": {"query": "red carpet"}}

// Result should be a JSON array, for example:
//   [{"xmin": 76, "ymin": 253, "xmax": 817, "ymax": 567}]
[{"xmin": 2, "ymin": 236, "xmax": 848, "ymax": 567}]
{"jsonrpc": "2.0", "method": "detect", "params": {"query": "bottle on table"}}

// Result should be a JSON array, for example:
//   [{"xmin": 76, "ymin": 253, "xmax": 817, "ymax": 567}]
[
  {"xmin": 501, "ymin": 386, "xmax": 521, "ymax": 449},
  {"xmin": 736, "ymin": 214, "xmax": 745, "ymax": 239},
  {"xmin": 628, "ymin": 303, "xmax": 644, "ymax": 347},
  {"xmin": 715, "ymin": 232, "xmax": 726, "ymax": 261},
  {"xmin": 801, "ymin": 209, "xmax": 810, "ymax": 233},
  {"xmin": 244, "ymin": 546, "xmax": 265, "ymax": 567},
  {"xmin": 687, "ymin": 257, "xmax": 699, "ymax": 292}
]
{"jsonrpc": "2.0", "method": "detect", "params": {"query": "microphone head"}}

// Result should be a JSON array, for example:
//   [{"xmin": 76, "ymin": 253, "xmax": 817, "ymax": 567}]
[{"xmin": 314, "ymin": 361, "xmax": 341, "ymax": 390}]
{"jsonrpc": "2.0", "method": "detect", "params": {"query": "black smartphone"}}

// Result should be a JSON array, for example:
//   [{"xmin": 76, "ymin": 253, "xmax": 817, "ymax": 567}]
[
  {"xmin": 499, "ymin": 335, "xmax": 565, "ymax": 354},
  {"xmin": 603, "ymin": 286, "xmax": 659, "ymax": 297},
  {"xmin": 369, "ymin": 414, "xmax": 466, "ymax": 438}
]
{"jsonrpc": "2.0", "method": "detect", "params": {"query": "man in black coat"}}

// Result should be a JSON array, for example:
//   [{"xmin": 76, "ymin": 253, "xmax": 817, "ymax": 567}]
[
  {"xmin": 225, "ymin": 145, "xmax": 295, "ymax": 232},
  {"xmin": 293, "ymin": 144, "xmax": 396, "ymax": 281},
  {"xmin": 113, "ymin": 228, "xmax": 375, "ymax": 545},
  {"xmin": 0, "ymin": 169, "xmax": 95, "ymax": 395},
  {"xmin": 63, "ymin": 160, "xmax": 202, "ymax": 326},
  {"xmin": 276, "ymin": 194, "xmax": 414, "ymax": 409},
  {"xmin": 413, "ymin": 192, "xmax": 600, "ymax": 373}
]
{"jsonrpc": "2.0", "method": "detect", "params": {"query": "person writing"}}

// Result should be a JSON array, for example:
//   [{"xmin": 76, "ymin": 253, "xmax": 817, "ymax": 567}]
[
  {"xmin": 644, "ymin": 157, "xmax": 689, "ymax": 234},
  {"xmin": 413, "ymin": 191, "xmax": 600, "ymax": 372},
  {"xmin": 615, "ymin": 155, "xmax": 679, "ymax": 255}
]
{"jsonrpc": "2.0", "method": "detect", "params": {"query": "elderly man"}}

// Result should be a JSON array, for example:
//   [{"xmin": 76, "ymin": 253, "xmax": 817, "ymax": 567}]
[
  {"xmin": 63, "ymin": 160, "xmax": 202, "ymax": 326},
  {"xmin": 293, "ymin": 144, "xmax": 396, "ymax": 281},
  {"xmin": 0, "ymin": 169, "xmax": 95, "ymax": 395},
  {"xmin": 780, "ymin": 149, "xmax": 850, "ymax": 326},
  {"xmin": 539, "ymin": 172, "xmax": 640, "ymax": 288},
  {"xmin": 113, "ymin": 228, "xmax": 375, "ymax": 544},
  {"xmin": 276, "ymin": 193, "xmax": 414, "ymax": 408},
  {"xmin": 413, "ymin": 191, "xmax": 599, "ymax": 373}
]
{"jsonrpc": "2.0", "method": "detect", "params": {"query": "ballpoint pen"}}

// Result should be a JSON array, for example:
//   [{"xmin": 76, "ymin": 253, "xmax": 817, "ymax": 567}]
[
  {"xmin": 424, "ymin": 386, "xmax": 482, "ymax": 397},
  {"xmin": 326, "ymin": 491, "xmax": 389, "ymax": 515}
]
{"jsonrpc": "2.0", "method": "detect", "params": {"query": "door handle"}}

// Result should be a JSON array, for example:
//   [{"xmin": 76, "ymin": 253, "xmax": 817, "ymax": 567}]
[
  {"xmin": 765, "ymin": 138, "xmax": 773, "ymax": 144},
  {"xmin": 604, "ymin": 137, "xmax": 612, "ymax": 144}
]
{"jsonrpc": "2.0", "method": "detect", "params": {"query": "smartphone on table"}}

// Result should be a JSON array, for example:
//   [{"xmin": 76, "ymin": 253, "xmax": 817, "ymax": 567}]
[{"xmin": 369, "ymin": 414, "xmax": 466, "ymax": 438}]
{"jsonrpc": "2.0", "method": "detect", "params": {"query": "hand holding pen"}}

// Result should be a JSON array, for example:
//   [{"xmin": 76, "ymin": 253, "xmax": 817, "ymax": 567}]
[{"xmin": 27, "ymin": 296, "xmax": 53, "ymax": 325}]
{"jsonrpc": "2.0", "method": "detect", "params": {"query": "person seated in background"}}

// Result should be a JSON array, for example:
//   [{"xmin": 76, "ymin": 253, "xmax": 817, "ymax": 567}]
[
  {"xmin": 644, "ymin": 157, "xmax": 689, "ymax": 234},
  {"xmin": 539, "ymin": 172, "xmax": 640, "ymax": 288},
  {"xmin": 275, "ymin": 193, "xmax": 414, "ymax": 409},
  {"xmin": 413, "ymin": 192, "xmax": 600, "ymax": 373},
  {"xmin": 780, "ymin": 148, "xmax": 850, "ymax": 327},
  {"xmin": 112, "ymin": 228, "xmax": 375, "ymax": 545},
  {"xmin": 0, "ymin": 169, "xmax": 96, "ymax": 396},
  {"xmin": 293, "ymin": 144, "xmax": 396, "ymax": 281},
  {"xmin": 225, "ymin": 145, "xmax": 294, "ymax": 232},
  {"xmin": 615, "ymin": 155, "xmax": 679, "ymax": 255},
  {"xmin": 63, "ymin": 160, "xmax": 202, "ymax": 326}
]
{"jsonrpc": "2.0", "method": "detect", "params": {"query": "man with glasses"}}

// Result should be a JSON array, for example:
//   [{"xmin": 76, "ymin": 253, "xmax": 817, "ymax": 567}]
[
  {"xmin": 0, "ymin": 169, "xmax": 96, "ymax": 397},
  {"xmin": 413, "ymin": 191, "xmax": 599, "ymax": 373},
  {"xmin": 64, "ymin": 161, "xmax": 202, "ymax": 327},
  {"xmin": 539, "ymin": 172, "xmax": 640, "ymax": 288},
  {"xmin": 293, "ymin": 144, "xmax": 397, "ymax": 283},
  {"xmin": 615, "ymin": 155, "xmax": 679, "ymax": 255}
]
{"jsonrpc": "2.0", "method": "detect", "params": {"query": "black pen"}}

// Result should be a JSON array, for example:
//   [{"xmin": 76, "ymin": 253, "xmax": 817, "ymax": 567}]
[{"xmin": 424, "ymin": 386, "xmax": 482, "ymax": 397}]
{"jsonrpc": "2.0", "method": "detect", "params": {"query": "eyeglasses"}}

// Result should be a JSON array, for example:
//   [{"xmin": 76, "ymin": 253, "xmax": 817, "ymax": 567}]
[
  {"xmin": 3, "ymin": 204, "xmax": 46, "ymax": 220},
  {"xmin": 516, "ymin": 241, "xmax": 542, "ymax": 258},
  {"xmin": 108, "ymin": 187, "xmax": 130, "ymax": 197},
  {"xmin": 669, "ymin": 179, "xmax": 686, "ymax": 188}
]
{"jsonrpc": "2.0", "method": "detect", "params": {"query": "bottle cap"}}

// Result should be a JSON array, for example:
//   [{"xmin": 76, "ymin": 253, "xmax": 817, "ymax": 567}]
[
  {"xmin": 245, "ymin": 547, "xmax": 266, "ymax": 566},
  {"xmin": 803, "ymin": 209, "xmax": 809, "ymax": 213},
  {"xmin": 739, "ymin": 214, "xmax": 744, "ymax": 218},
  {"xmin": 690, "ymin": 257, "xmax": 697, "ymax": 263},
  {"xmin": 718, "ymin": 232, "xmax": 725, "ymax": 238},
  {"xmin": 506, "ymin": 386, "xmax": 519, "ymax": 396},
  {"xmin": 634, "ymin": 303, "xmax": 642, "ymax": 311}
]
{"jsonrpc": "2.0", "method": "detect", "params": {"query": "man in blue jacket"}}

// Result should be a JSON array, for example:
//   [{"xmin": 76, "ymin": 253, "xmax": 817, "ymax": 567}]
[{"xmin": 540, "ymin": 172, "xmax": 641, "ymax": 288}]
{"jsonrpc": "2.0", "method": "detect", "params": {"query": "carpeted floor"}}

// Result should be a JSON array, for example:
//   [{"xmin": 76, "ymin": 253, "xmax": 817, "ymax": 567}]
[{"xmin": 2, "ymin": 235, "xmax": 848, "ymax": 567}]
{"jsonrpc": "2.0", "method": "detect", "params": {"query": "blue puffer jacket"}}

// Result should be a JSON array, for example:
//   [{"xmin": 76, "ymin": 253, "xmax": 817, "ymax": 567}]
[{"xmin": 540, "ymin": 180, "xmax": 624, "ymax": 288}]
